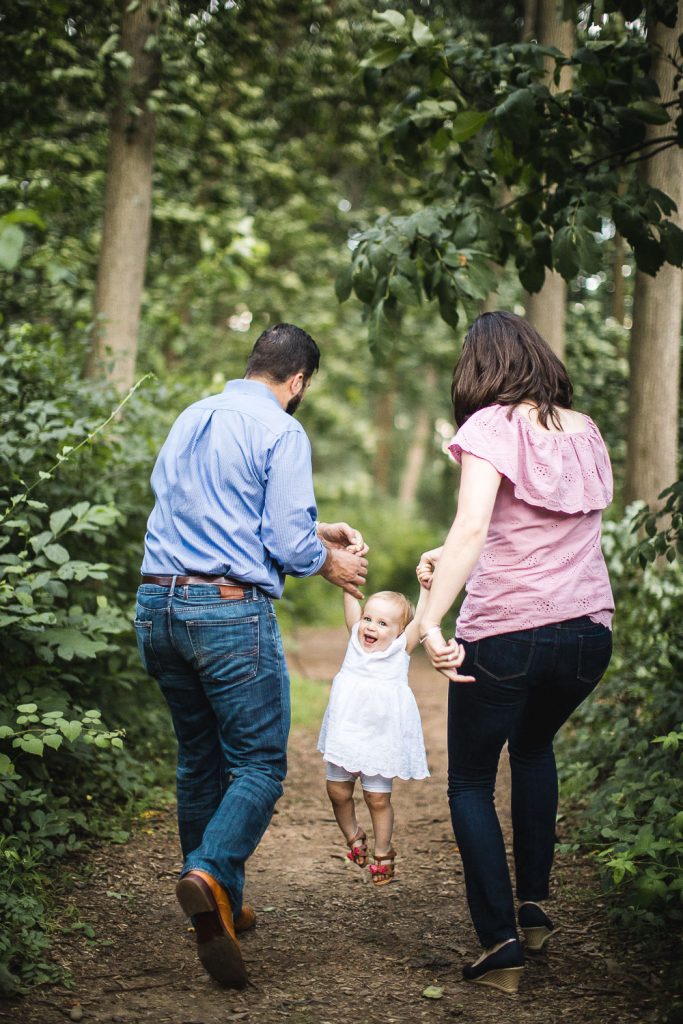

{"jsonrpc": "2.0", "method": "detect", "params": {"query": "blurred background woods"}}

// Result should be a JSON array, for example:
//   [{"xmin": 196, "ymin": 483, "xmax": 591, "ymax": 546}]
[{"xmin": 0, "ymin": 0, "xmax": 681, "ymax": 998}]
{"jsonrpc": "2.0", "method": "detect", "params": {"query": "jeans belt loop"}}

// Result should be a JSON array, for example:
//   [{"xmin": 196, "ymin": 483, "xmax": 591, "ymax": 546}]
[{"xmin": 169, "ymin": 573, "xmax": 178, "ymax": 604}]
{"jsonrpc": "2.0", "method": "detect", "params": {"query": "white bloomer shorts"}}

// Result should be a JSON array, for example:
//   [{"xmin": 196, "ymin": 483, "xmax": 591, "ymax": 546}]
[{"xmin": 325, "ymin": 760, "xmax": 393, "ymax": 793}]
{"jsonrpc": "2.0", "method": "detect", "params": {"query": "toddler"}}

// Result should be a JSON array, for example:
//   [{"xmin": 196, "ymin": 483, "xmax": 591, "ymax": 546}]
[{"xmin": 317, "ymin": 586, "xmax": 429, "ymax": 885}]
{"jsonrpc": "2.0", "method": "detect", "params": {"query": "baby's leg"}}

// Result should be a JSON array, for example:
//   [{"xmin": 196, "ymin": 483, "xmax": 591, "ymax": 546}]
[
  {"xmin": 326, "ymin": 779, "xmax": 358, "ymax": 841},
  {"xmin": 362, "ymin": 777, "xmax": 394, "ymax": 856}
]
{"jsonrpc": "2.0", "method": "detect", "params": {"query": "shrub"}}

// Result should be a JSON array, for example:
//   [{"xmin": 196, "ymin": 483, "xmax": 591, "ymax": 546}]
[
  {"xmin": 0, "ymin": 326, "xmax": 175, "ymax": 995},
  {"xmin": 558, "ymin": 500, "xmax": 683, "ymax": 949}
]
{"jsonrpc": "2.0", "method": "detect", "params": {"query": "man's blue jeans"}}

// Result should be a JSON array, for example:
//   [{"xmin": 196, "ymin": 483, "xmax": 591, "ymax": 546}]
[
  {"xmin": 134, "ymin": 582, "xmax": 290, "ymax": 919},
  {"xmin": 448, "ymin": 616, "xmax": 612, "ymax": 949}
]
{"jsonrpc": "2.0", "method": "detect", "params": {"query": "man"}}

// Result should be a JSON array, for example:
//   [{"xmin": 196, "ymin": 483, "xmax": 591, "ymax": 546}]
[{"xmin": 135, "ymin": 323, "xmax": 368, "ymax": 988}]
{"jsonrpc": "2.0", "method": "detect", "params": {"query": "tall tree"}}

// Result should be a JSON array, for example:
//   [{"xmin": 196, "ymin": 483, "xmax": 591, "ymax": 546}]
[
  {"xmin": 85, "ymin": 0, "xmax": 164, "ymax": 390},
  {"xmin": 522, "ymin": 0, "xmax": 574, "ymax": 356},
  {"xmin": 625, "ymin": 0, "xmax": 683, "ymax": 505}
]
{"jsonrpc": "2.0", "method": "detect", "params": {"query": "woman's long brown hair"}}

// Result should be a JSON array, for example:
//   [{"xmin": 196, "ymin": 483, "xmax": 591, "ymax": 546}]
[{"xmin": 451, "ymin": 311, "xmax": 574, "ymax": 428}]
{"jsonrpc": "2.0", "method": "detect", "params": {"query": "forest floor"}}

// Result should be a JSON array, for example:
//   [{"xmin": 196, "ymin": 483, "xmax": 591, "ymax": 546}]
[{"xmin": 0, "ymin": 628, "xmax": 672, "ymax": 1024}]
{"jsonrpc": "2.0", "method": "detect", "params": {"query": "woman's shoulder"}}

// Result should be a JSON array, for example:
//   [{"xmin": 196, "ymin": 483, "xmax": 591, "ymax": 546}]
[{"xmin": 449, "ymin": 403, "xmax": 612, "ymax": 513}]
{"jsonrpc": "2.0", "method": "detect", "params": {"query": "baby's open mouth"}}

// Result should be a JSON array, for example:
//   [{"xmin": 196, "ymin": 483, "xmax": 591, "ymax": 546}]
[{"xmin": 362, "ymin": 634, "xmax": 377, "ymax": 646}]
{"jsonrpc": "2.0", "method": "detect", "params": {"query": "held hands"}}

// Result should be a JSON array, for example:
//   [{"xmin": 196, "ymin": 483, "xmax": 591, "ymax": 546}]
[
  {"xmin": 416, "ymin": 546, "xmax": 443, "ymax": 590},
  {"xmin": 415, "ymin": 545, "xmax": 474, "ymax": 682},
  {"xmin": 317, "ymin": 521, "xmax": 369, "ymax": 556},
  {"xmin": 419, "ymin": 626, "xmax": 475, "ymax": 683},
  {"xmin": 317, "ymin": 521, "xmax": 368, "ymax": 600}
]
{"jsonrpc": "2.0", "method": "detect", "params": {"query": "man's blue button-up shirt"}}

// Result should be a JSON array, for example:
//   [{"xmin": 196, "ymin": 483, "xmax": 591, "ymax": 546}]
[{"xmin": 141, "ymin": 379, "xmax": 328, "ymax": 598}]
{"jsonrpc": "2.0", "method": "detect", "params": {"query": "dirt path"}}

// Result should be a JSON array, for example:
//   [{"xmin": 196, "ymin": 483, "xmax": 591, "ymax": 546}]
[{"xmin": 1, "ymin": 629, "xmax": 664, "ymax": 1024}]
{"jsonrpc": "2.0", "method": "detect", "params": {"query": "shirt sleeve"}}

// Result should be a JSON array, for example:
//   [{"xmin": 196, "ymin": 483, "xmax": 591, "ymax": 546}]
[
  {"xmin": 448, "ymin": 405, "xmax": 517, "ymax": 481},
  {"xmin": 261, "ymin": 427, "xmax": 328, "ymax": 578}
]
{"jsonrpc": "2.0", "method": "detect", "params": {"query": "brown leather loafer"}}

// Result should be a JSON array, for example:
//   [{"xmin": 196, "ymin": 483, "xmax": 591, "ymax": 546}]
[
  {"xmin": 176, "ymin": 869, "xmax": 247, "ymax": 988},
  {"xmin": 234, "ymin": 903, "xmax": 256, "ymax": 933}
]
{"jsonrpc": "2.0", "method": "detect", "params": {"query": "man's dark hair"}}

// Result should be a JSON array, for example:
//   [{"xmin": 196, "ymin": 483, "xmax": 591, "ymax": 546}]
[
  {"xmin": 245, "ymin": 323, "xmax": 320, "ymax": 383},
  {"xmin": 451, "ymin": 311, "xmax": 573, "ymax": 429}
]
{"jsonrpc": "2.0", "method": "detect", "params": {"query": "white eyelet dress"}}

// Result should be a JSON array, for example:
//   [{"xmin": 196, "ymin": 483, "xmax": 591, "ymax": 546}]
[{"xmin": 317, "ymin": 623, "xmax": 429, "ymax": 780}]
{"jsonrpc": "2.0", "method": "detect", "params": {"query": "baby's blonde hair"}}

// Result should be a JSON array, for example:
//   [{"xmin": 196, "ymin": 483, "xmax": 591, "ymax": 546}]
[{"xmin": 366, "ymin": 591, "xmax": 415, "ymax": 632}]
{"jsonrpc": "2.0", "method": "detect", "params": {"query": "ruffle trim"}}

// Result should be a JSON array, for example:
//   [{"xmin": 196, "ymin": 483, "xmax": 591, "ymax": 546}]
[
  {"xmin": 317, "ymin": 749, "xmax": 430, "ymax": 781},
  {"xmin": 448, "ymin": 405, "xmax": 613, "ymax": 515}
]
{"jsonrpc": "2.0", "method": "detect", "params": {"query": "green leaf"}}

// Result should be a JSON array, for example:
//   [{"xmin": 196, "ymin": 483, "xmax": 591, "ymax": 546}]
[
  {"xmin": 0, "ymin": 754, "xmax": 15, "ymax": 776},
  {"xmin": 422, "ymin": 986, "xmax": 444, "ymax": 999},
  {"xmin": 43, "ymin": 733, "xmax": 64, "ymax": 751},
  {"xmin": 44, "ymin": 543, "xmax": 70, "ymax": 565},
  {"xmin": 361, "ymin": 43, "xmax": 405, "ymax": 70},
  {"xmin": 451, "ymin": 110, "xmax": 491, "ymax": 143},
  {"xmin": 495, "ymin": 89, "xmax": 535, "ymax": 146},
  {"xmin": 0, "ymin": 208, "xmax": 45, "ymax": 229},
  {"xmin": 389, "ymin": 272, "xmax": 420, "ymax": 305},
  {"xmin": 335, "ymin": 263, "xmax": 353, "ymax": 303},
  {"xmin": 20, "ymin": 736, "xmax": 44, "ymax": 757},
  {"xmin": 60, "ymin": 720, "xmax": 83, "ymax": 742},
  {"xmin": 552, "ymin": 226, "xmax": 580, "ymax": 279},
  {"xmin": 411, "ymin": 17, "xmax": 433, "ymax": 46},
  {"xmin": 630, "ymin": 101, "xmax": 670, "ymax": 125},
  {"xmin": 47, "ymin": 629, "xmax": 109, "ymax": 661},
  {"xmin": 17, "ymin": 703, "xmax": 38, "ymax": 714},
  {"xmin": 0, "ymin": 726, "xmax": 14, "ymax": 739},
  {"xmin": 49, "ymin": 508, "xmax": 72, "ymax": 535},
  {"xmin": 0, "ymin": 225, "xmax": 25, "ymax": 271},
  {"xmin": 373, "ymin": 9, "xmax": 406, "ymax": 29}
]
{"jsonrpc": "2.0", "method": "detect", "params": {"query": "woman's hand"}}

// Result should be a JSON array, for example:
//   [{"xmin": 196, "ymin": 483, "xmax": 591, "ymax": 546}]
[
  {"xmin": 420, "ymin": 625, "xmax": 475, "ymax": 683},
  {"xmin": 416, "ymin": 546, "xmax": 443, "ymax": 590}
]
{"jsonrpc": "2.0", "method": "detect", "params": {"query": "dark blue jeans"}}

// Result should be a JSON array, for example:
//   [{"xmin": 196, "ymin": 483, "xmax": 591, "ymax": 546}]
[
  {"xmin": 448, "ymin": 616, "xmax": 612, "ymax": 949},
  {"xmin": 134, "ymin": 582, "xmax": 290, "ymax": 919}
]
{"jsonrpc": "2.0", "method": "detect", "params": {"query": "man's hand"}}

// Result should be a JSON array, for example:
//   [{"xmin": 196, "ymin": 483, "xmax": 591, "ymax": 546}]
[
  {"xmin": 317, "ymin": 521, "xmax": 369, "ymax": 556},
  {"xmin": 318, "ymin": 544, "xmax": 368, "ymax": 600}
]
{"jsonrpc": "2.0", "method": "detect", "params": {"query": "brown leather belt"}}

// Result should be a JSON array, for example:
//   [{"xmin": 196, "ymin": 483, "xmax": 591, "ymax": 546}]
[{"xmin": 141, "ymin": 574, "xmax": 246, "ymax": 599}]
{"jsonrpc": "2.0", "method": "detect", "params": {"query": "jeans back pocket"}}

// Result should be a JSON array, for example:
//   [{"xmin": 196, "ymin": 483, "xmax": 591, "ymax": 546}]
[
  {"xmin": 577, "ymin": 628, "xmax": 613, "ymax": 684},
  {"xmin": 186, "ymin": 616, "xmax": 259, "ymax": 685},
  {"xmin": 473, "ymin": 633, "xmax": 535, "ymax": 682}
]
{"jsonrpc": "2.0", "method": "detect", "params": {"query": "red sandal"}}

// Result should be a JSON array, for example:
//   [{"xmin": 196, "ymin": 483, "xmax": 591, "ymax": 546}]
[
  {"xmin": 369, "ymin": 849, "xmax": 396, "ymax": 886},
  {"xmin": 346, "ymin": 826, "xmax": 369, "ymax": 868}
]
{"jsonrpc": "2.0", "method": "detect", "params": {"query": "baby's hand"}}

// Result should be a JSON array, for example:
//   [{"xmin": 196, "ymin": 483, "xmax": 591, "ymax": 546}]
[{"xmin": 416, "ymin": 546, "xmax": 443, "ymax": 590}]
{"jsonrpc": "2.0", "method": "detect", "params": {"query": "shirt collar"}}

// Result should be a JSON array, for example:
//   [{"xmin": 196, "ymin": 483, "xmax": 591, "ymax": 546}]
[{"xmin": 224, "ymin": 378, "xmax": 282, "ymax": 407}]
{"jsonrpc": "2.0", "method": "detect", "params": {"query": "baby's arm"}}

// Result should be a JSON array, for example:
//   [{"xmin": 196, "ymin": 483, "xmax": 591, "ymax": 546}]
[
  {"xmin": 404, "ymin": 583, "xmax": 430, "ymax": 653},
  {"xmin": 343, "ymin": 591, "xmax": 362, "ymax": 633}
]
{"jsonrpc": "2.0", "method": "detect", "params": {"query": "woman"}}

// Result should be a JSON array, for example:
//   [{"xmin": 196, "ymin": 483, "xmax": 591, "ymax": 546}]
[{"xmin": 417, "ymin": 311, "xmax": 614, "ymax": 995}]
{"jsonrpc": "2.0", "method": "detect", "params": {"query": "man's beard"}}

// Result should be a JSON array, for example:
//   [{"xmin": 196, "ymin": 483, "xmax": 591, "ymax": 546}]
[{"xmin": 286, "ymin": 392, "xmax": 303, "ymax": 416}]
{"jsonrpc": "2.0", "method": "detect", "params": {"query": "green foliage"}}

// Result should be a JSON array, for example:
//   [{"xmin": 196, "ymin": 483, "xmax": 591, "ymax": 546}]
[
  {"xmin": 630, "ymin": 479, "xmax": 683, "ymax": 567},
  {"xmin": 290, "ymin": 675, "xmax": 331, "ymax": 732},
  {"xmin": 558, "ymin": 502, "xmax": 683, "ymax": 947},
  {"xmin": 0, "ymin": 326, "xmax": 174, "ymax": 995},
  {"xmin": 351, "ymin": 7, "xmax": 683, "ymax": 336}
]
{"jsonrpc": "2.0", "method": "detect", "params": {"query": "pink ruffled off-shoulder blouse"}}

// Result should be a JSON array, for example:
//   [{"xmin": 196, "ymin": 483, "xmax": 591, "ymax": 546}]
[{"xmin": 448, "ymin": 404, "xmax": 614, "ymax": 642}]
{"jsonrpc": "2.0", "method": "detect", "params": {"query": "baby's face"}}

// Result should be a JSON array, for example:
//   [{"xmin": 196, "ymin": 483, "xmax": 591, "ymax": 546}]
[{"xmin": 358, "ymin": 596, "xmax": 402, "ymax": 653}]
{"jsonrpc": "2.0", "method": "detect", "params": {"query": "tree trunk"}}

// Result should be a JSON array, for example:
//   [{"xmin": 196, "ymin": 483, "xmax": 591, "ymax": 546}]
[
  {"xmin": 624, "ymin": 3, "xmax": 683, "ymax": 506},
  {"xmin": 524, "ymin": 0, "xmax": 574, "ymax": 358},
  {"xmin": 85, "ymin": 0, "xmax": 163, "ymax": 389},
  {"xmin": 398, "ymin": 368, "xmax": 437, "ymax": 507},
  {"xmin": 374, "ymin": 378, "xmax": 396, "ymax": 497},
  {"xmin": 611, "ymin": 233, "xmax": 626, "ymax": 325}
]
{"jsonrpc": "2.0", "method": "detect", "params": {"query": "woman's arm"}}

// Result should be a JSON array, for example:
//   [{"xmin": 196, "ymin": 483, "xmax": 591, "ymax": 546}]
[
  {"xmin": 418, "ymin": 453, "xmax": 502, "ymax": 681},
  {"xmin": 343, "ymin": 591, "xmax": 362, "ymax": 633}
]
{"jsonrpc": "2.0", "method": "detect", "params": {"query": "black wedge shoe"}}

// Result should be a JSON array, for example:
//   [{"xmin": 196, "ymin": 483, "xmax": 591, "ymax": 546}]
[
  {"xmin": 518, "ymin": 902, "xmax": 558, "ymax": 952},
  {"xmin": 463, "ymin": 938, "xmax": 525, "ymax": 994}
]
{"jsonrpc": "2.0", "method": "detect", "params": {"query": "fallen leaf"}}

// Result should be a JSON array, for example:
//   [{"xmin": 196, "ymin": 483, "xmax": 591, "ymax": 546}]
[{"xmin": 422, "ymin": 985, "xmax": 444, "ymax": 999}]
